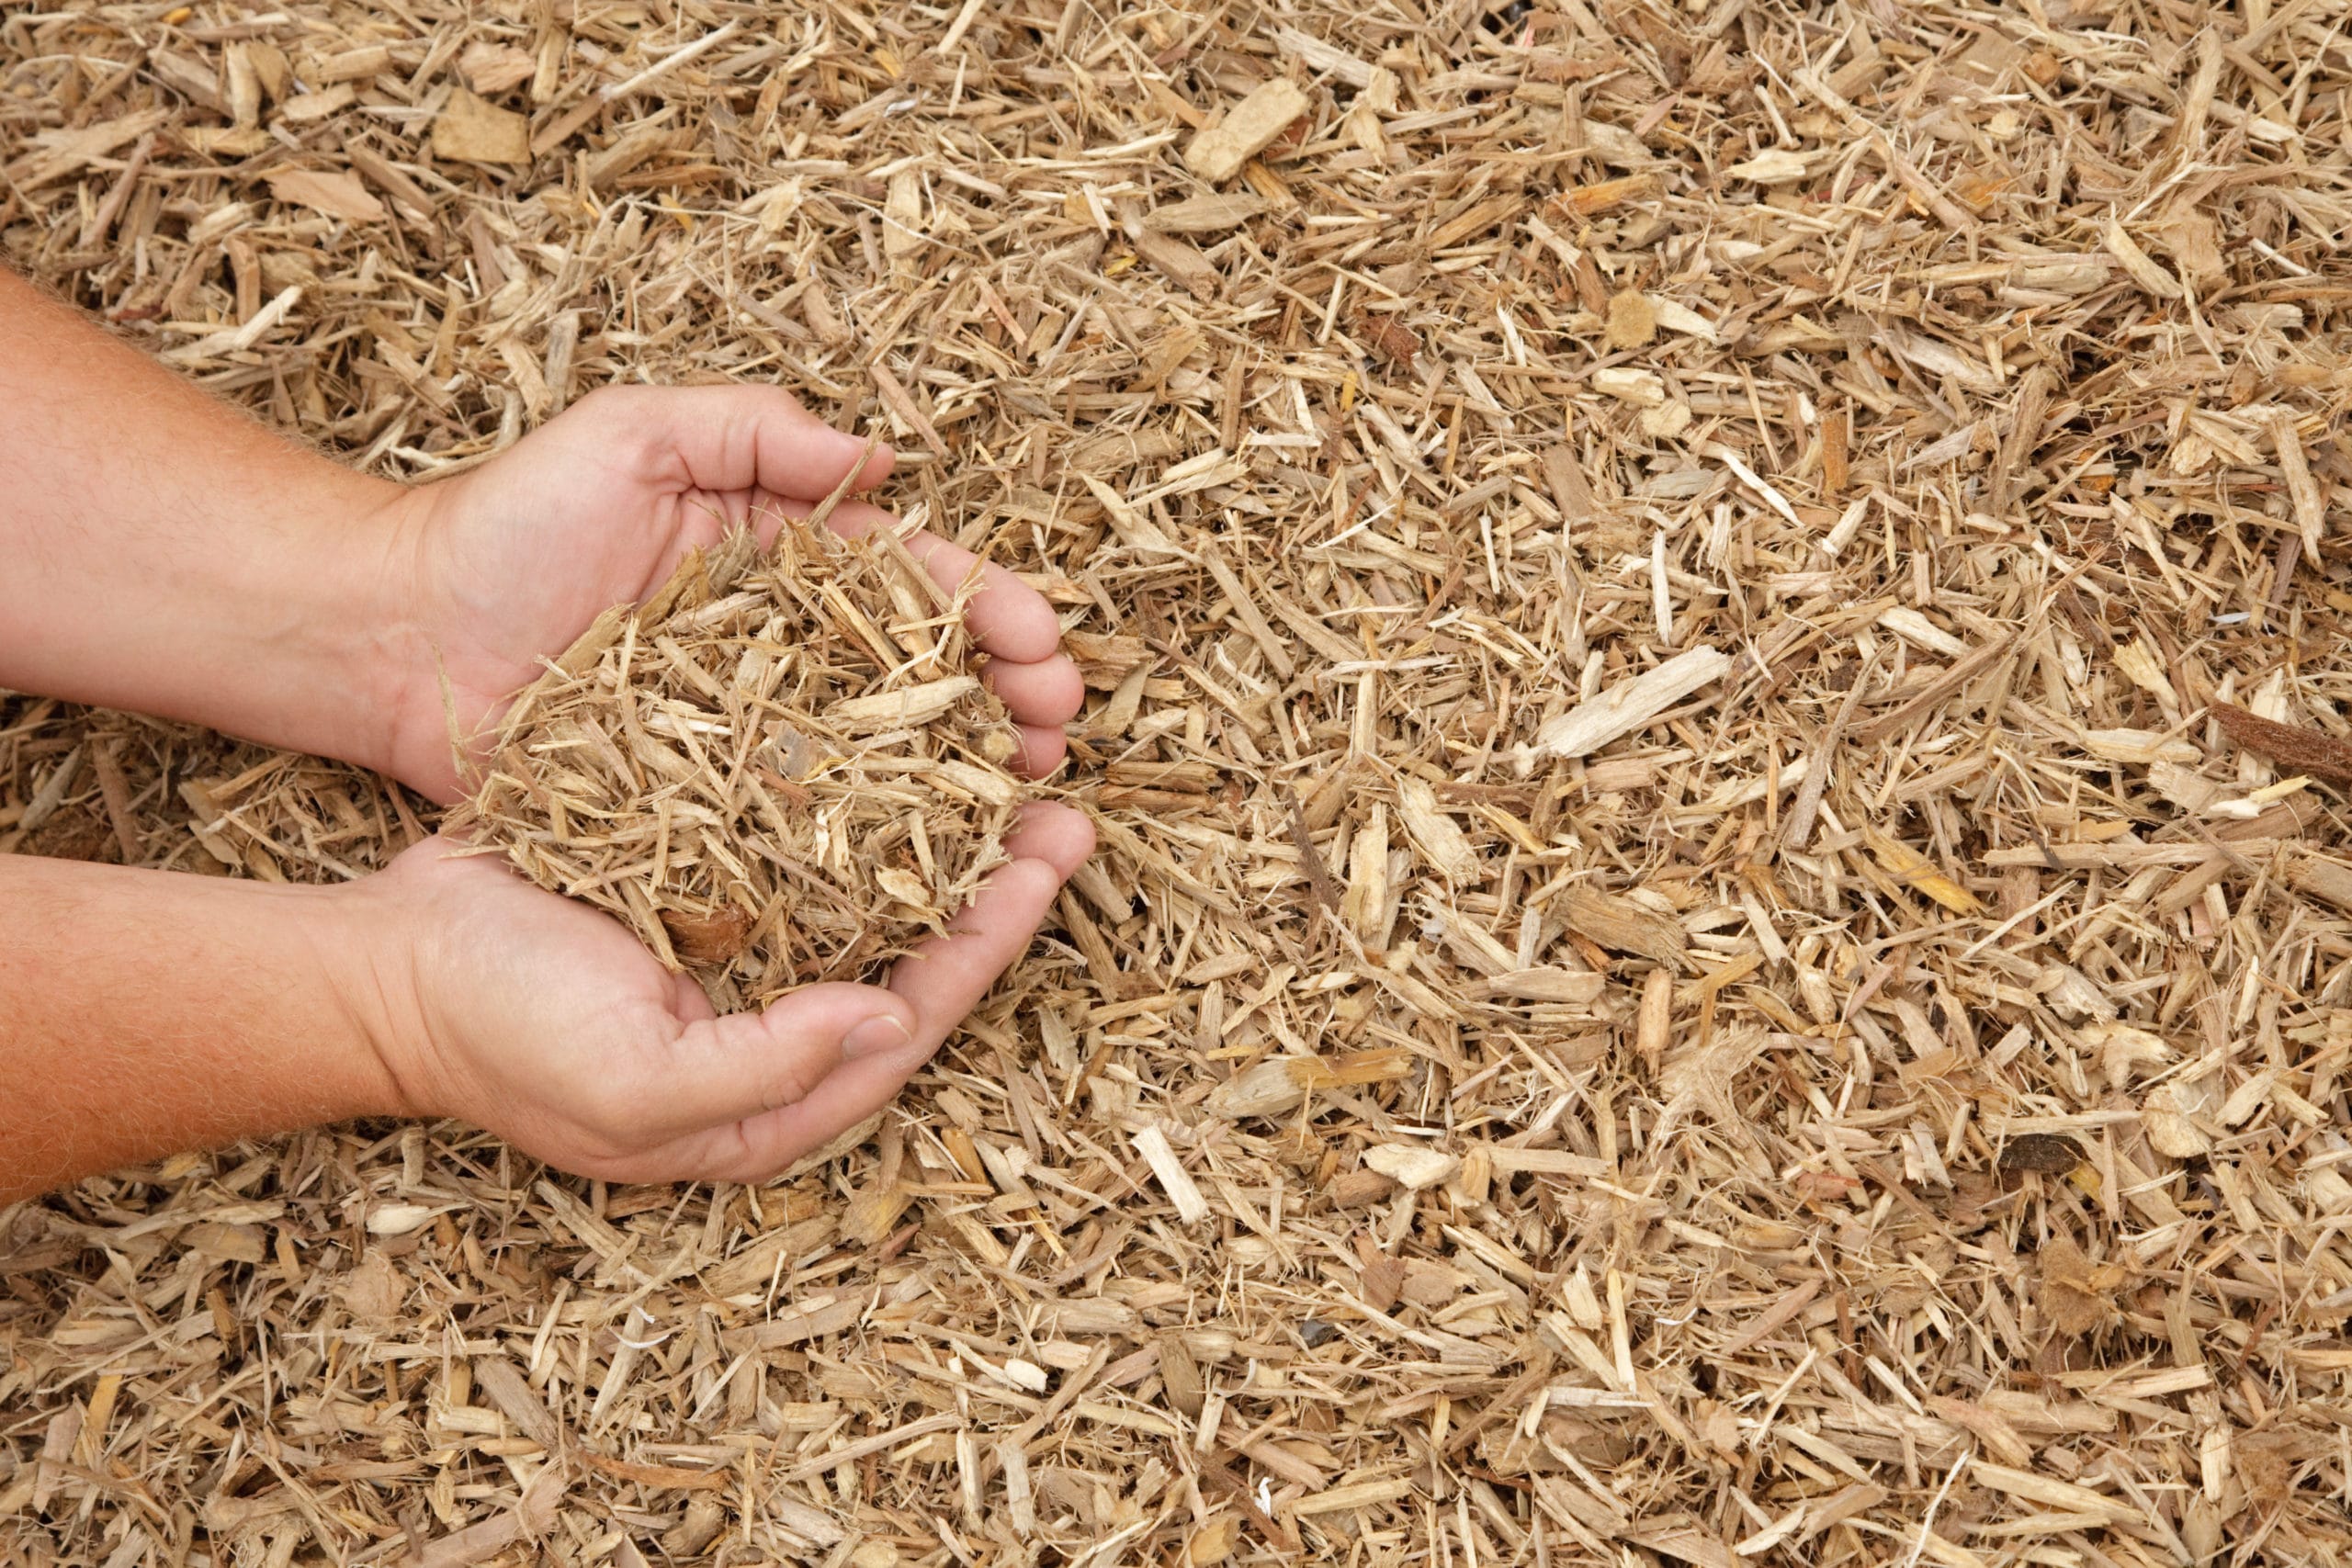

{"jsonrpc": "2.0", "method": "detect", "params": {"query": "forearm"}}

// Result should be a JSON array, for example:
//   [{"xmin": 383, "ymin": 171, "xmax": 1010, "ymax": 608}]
[
  {"xmin": 0, "ymin": 854, "xmax": 405, "ymax": 1202},
  {"xmin": 0, "ymin": 268, "xmax": 419, "ymax": 776}
]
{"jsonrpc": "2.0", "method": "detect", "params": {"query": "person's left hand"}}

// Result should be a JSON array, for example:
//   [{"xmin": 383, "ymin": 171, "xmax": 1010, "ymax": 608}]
[{"xmin": 368, "ymin": 385, "xmax": 1084, "ymax": 802}]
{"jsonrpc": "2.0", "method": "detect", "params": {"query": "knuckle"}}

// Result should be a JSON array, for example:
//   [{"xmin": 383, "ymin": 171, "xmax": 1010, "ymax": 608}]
[
  {"xmin": 567, "ymin": 383, "xmax": 630, "ymax": 421},
  {"xmin": 568, "ymin": 384, "xmax": 662, "ymax": 446},
  {"xmin": 752, "ymin": 1054, "xmax": 827, "ymax": 1115}
]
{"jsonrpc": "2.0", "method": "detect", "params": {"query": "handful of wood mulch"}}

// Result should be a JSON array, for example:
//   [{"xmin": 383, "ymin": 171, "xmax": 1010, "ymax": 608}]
[{"xmin": 447, "ymin": 520, "xmax": 1026, "ymax": 1011}]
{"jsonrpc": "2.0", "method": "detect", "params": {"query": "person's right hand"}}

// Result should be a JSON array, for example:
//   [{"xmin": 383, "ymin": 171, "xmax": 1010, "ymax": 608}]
[{"xmin": 336, "ymin": 804, "xmax": 1093, "ymax": 1182}]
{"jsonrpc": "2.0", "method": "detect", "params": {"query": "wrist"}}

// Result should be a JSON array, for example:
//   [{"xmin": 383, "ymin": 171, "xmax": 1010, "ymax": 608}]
[
  {"xmin": 294, "ymin": 477, "xmax": 443, "ymax": 795},
  {"xmin": 350, "ymin": 480, "xmax": 475, "ymax": 804},
  {"xmin": 309, "ymin": 866, "xmax": 443, "ymax": 1123}
]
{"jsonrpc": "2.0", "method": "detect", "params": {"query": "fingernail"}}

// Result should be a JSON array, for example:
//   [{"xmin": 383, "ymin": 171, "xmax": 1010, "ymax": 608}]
[{"xmin": 841, "ymin": 1012, "xmax": 914, "ymax": 1060}]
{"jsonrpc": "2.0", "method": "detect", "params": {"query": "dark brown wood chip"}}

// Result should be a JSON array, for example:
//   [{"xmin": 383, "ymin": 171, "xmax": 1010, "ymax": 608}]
[
  {"xmin": 1997, "ymin": 1134, "xmax": 2084, "ymax": 1175},
  {"xmin": 2211, "ymin": 702, "xmax": 2352, "ymax": 783}
]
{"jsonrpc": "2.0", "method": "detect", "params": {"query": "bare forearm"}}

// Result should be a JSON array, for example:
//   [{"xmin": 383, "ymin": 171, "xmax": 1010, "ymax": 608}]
[
  {"xmin": 0, "ymin": 268, "xmax": 419, "ymax": 775},
  {"xmin": 0, "ymin": 855, "xmax": 404, "ymax": 1201}
]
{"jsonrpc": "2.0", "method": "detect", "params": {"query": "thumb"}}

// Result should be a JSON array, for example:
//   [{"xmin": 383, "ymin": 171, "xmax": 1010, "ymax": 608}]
[
  {"xmin": 551, "ymin": 383, "xmax": 895, "ymax": 502},
  {"xmin": 654, "ymin": 981, "xmax": 919, "ymax": 1135}
]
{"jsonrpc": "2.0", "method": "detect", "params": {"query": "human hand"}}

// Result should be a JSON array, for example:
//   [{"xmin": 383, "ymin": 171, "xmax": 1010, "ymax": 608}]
[
  {"xmin": 371, "ymin": 386, "xmax": 1084, "ymax": 802},
  {"xmin": 339, "ymin": 803, "xmax": 1094, "ymax": 1182}
]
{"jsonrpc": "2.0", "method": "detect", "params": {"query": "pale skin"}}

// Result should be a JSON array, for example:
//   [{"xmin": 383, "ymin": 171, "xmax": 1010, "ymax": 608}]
[{"xmin": 0, "ymin": 268, "xmax": 1094, "ymax": 1203}]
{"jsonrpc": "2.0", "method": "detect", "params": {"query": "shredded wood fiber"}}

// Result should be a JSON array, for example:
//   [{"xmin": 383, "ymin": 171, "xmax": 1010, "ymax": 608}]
[
  {"xmin": 10, "ymin": 1, "xmax": 2352, "ymax": 1565},
  {"xmin": 449, "ymin": 522, "xmax": 1023, "ymax": 1008}
]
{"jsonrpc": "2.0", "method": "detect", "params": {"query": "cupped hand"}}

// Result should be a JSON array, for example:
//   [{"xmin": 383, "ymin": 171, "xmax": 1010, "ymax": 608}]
[
  {"xmin": 373, "ymin": 385, "xmax": 1084, "ymax": 802},
  {"xmin": 343, "ymin": 803, "xmax": 1094, "ymax": 1183}
]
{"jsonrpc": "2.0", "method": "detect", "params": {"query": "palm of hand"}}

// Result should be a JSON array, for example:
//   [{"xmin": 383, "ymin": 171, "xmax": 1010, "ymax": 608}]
[{"xmin": 377, "ymin": 842, "xmax": 725, "ymax": 1179}]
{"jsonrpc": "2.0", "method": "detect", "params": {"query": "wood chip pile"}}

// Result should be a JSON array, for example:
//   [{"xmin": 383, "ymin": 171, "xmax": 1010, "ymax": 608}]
[
  {"xmin": 8, "ymin": 2, "xmax": 2352, "ymax": 1565},
  {"xmin": 449, "ymin": 522, "xmax": 1023, "ymax": 1006}
]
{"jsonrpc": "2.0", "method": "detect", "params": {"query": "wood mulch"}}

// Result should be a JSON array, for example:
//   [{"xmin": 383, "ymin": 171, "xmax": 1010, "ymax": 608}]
[
  {"xmin": 6, "ymin": 1, "xmax": 2352, "ymax": 1564},
  {"xmin": 450, "ymin": 522, "xmax": 1028, "ymax": 1005}
]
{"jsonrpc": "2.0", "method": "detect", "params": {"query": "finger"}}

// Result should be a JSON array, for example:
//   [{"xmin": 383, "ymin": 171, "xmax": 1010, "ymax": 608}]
[
  {"xmin": 982, "ymin": 655, "xmax": 1086, "ymax": 727},
  {"xmin": 676, "ymin": 861, "xmax": 1069, "ymax": 1181},
  {"xmin": 886, "ymin": 855, "xmax": 1073, "ymax": 1035},
  {"xmin": 676, "ymin": 806, "xmax": 1093, "ymax": 1179},
  {"xmin": 667, "ymin": 968, "xmax": 718, "ymax": 1024},
  {"xmin": 798, "ymin": 499, "xmax": 1067, "ymax": 663},
  {"xmin": 569, "ymin": 384, "xmax": 894, "ymax": 503},
  {"xmin": 649, "ymin": 980, "xmax": 919, "ymax": 1135},
  {"xmin": 1008, "ymin": 723, "xmax": 1068, "ymax": 779},
  {"xmin": 995, "ymin": 799, "xmax": 1098, "ymax": 878}
]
